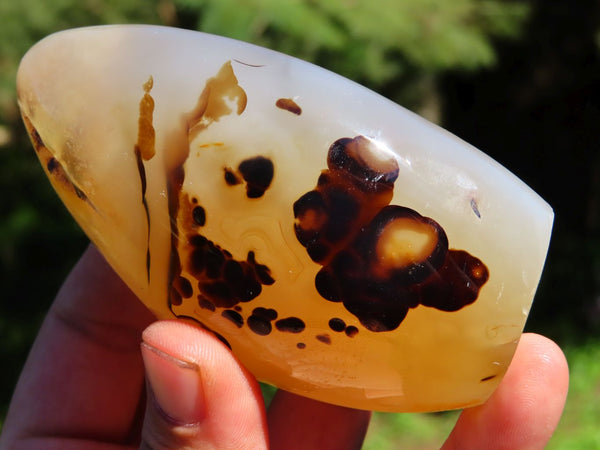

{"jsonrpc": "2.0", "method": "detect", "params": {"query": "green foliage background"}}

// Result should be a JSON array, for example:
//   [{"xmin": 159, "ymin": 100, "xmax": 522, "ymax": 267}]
[{"xmin": 1, "ymin": 0, "xmax": 599, "ymax": 446}]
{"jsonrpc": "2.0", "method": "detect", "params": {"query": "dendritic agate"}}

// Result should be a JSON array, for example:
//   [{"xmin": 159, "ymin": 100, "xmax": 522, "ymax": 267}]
[{"xmin": 17, "ymin": 25, "xmax": 553, "ymax": 412}]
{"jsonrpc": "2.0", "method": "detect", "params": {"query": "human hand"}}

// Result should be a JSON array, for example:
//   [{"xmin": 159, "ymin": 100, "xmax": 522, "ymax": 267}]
[{"xmin": 0, "ymin": 245, "xmax": 568, "ymax": 449}]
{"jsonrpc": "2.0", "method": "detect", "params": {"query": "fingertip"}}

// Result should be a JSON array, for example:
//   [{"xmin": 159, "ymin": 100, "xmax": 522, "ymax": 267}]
[
  {"xmin": 519, "ymin": 332, "xmax": 569, "ymax": 381},
  {"xmin": 141, "ymin": 320, "xmax": 268, "ymax": 449},
  {"xmin": 141, "ymin": 339, "xmax": 205, "ymax": 425},
  {"xmin": 520, "ymin": 332, "xmax": 570, "ymax": 393},
  {"xmin": 141, "ymin": 320, "xmax": 229, "ymax": 359},
  {"xmin": 443, "ymin": 333, "xmax": 569, "ymax": 450},
  {"xmin": 502, "ymin": 333, "xmax": 569, "ymax": 425}
]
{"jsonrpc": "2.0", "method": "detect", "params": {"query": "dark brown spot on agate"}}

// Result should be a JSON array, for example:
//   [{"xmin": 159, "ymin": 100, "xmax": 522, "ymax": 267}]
[
  {"xmin": 276, "ymin": 98, "xmax": 302, "ymax": 115},
  {"xmin": 224, "ymin": 157, "xmax": 275, "ymax": 198},
  {"xmin": 275, "ymin": 317, "xmax": 305, "ymax": 333},
  {"xmin": 294, "ymin": 135, "xmax": 489, "ymax": 332},
  {"xmin": 316, "ymin": 334, "xmax": 332, "ymax": 344},
  {"xmin": 480, "ymin": 374, "xmax": 497, "ymax": 382},
  {"xmin": 47, "ymin": 157, "xmax": 58, "ymax": 173},
  {"xmin": 296, "ymin": 342, "xmax": 306, "ymax": 349},
  {"xmin": 192, "ymin": 206, "xmax": 206, "ymax": 226},
  {"xmin": 222, "ymin": 309, "xmax": 244, "ymax": 328},
  {"xmin": 172, "ymin": 276, "xmax": 193, "ymax": 299},
  {"xmin": 21, "ymin": 115, "xmax": 44, "ymax": 152},
  {"xmin": 418, "ymin": 249, "xmax": 489, "ymax": 312},
  {"xmin": 181, "ymin": 232, "xmax": 272, "ymax": 309},
  {"xmin": 170, "ymin": 289, "xmax": 182, "ymax": 306},
  {"xmin": 73, "ymin": 185, "xmax": 89, "ymax": 201},
  {"xmin": 198, "ymin": 296, "xmax": 216, "ymax": 311},
  {"xmin": 252, "ymin": 307, "xmax": 278, "ymax": 321},
  {"xmin": 248, "ymin": 315, "xmax": 272, "ymax": 336},
  {"xmin": 247, "ymin": 307, "xmax": 278, "ymax": 336},
  {"xmin": 327, "ymin": 136, "xmax": 399, "ymax": 191},
  {"xmin": 328, "ymin": 318, "xmax": 346, "ymax": 332},
  {"xmin": 224, "ymin": 167, "xmax": 241, "ymax": 185},
  {"xmin": 238, "ymin": 156, "xmax": 274, "ymax": 199},
  {"xmin": 345, "ymin": 326, "xmax": 359, "ymax": 337},
  {"xmin": 471, "ymin": 198, "xmax": 481, "ymax": 218},
  {"xmin": 30, "ymin": 126, "xmax": 45, "ymax": 151}
]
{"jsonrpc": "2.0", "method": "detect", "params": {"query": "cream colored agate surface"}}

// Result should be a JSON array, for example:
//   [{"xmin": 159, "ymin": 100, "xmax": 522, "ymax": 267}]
[{"xmin": 17, "ymin": 25, "xmax": 553, "ymax": 412}]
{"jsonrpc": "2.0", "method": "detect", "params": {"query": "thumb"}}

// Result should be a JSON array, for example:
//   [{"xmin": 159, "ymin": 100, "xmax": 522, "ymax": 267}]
[{"xmin": 139, "ymin": 320, "xmax": 268, "ymax": 449}]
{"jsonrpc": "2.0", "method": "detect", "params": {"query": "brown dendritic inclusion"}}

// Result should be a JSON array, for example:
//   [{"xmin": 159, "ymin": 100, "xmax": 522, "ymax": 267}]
[
  {"xmin": 21, "ymin": 115, "xmax": 94, "ymax": 208},
  {"xmin": 294, "ymin": 136, "xmax": 489, "ymax": 331},
  {"xmin": 133, "ymin": 61, "xmax": 488, "ymax": 345}
]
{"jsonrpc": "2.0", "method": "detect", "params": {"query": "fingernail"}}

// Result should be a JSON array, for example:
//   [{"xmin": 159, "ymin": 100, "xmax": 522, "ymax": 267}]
[{"xmin": 141, "ymin": 341, "xmax": 205, "ymax": 425}]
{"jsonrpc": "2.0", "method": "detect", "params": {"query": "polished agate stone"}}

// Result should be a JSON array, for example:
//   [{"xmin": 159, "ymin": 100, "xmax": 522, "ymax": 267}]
[{"xmin": 17, "ymin": 25, "xmax": 553, "ymax": 412}]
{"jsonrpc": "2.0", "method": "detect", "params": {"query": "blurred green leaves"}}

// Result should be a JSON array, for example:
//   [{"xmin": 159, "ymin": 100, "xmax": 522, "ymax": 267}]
[{"xmin": 174, "ymin": 0, "xmax": 529, "ymax": 89}]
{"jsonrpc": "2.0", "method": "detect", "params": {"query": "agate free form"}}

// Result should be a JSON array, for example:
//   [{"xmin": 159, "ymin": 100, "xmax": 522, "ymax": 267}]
[{"xmin": 17, "ymin": 25, "xmax": 553, "ymax": 412}]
